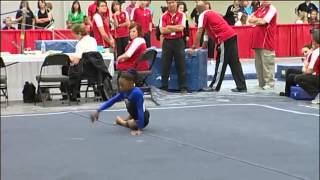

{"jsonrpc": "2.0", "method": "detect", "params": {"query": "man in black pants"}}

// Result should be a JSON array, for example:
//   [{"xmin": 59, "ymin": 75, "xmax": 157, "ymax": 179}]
[
  {"xmin": 160, "ymin": 0, "xmax": 187, "ymax": 93},
  {"xmin": 189, "ymin": 0, "xmax": 247, "ymax": 92}
]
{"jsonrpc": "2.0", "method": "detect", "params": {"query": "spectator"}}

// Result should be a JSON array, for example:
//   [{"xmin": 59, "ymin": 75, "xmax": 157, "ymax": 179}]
[
  {"xmin": 177, "ymin": 1, "xmax": 190, "ymax": 47},
  {"xmin": 145, "ymin": 0, "xmax": 154, "ymax": 17},
  {"xmin": 295, "ymin": 11, "xmax": 308, "ymax": 24},
  {"xmin": 92, "ymin": 1, "xmax": 115, "ymax": 48},
  {"xmin": 190, "ymin": 1, "xmax": 200, "ymax": 26},
  {"xmin": 224, "ymin": 0, "xmax": 241, "ymax": 26},
  {"xmin": 251, "ymin": 0, "xmax": 260, "ymax": 12},
  {"xmin": 239, "ymin": 0, "xmax": 254, "ymax": 16},
  {"xmin": 235, "ymin": 13, "xmax": 248, "ymax": 26},
  {"xmin": 248, "ymin": 1, "xmax": 277, "ymax": 90},
  {"xmin": 156, "ymin": 5, "xmax": 168, "ymax": 47},
  {"xmin": 125, "ymin": 0, "xmax": 136, "ymax": 17},
  {"xmin": 130, "ymin": 1, "xmax": 153, "ymax": 47},
  {"xmin": 279, "ymin": 44, "xmax": 313, "ymax": 97},
  {"xmin": 2, "ymin": 17, "xmax": 16, "ymax": 30},
  {"xmin": 116, "ymin": 22, "xmax": 149, "ymax": 71},
  {"xmin": 111, "ymin": 1, "xmax": 130, "ymax": 57},
  {"xmin": 294, "ymin": 28, "xmax": 320, "ymax": 102},
  {"xmin": 190, "ymin": 0, "xmax": 247, "ymax": 92},
  {"xmin": 87, "ymin": 0, "xmax": 110, "ymax": 32},
  {"xmin": 46, "ymin": 2, "xmax": 54, "ymax": 29},
  {"xmin": 15, "ymin": 0, "xmax": 35, "ymax": 30},
  {"xmin": 308, "ymin": 9, "xmax": 319, "ymax": 24},
  {"xmin": 35, "ymin": 0, "xmax": 52, "ymax": 29},
  {"xmin": 83, "ymin": 16, "xmax": 91, "ymax": 33},
  {"xmin": 297, "ymin": 0, "xmax": 318, "ymax": 18},
  {"xmin": 67, "ymin": 0, "xmax": 86, "ymax": 29},
  {"xmin": 201, "ymin": 1, "xmax": 216, "ymax": 63},
  {"xmin": 160, "ymin": 0, "xmax": 188, "ymax": 93}
]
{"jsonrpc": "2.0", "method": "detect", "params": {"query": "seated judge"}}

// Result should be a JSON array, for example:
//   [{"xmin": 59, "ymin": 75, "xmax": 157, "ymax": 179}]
[{"xmin": 116, "ymin": 22, "xmax": 149, "ymax": 71}]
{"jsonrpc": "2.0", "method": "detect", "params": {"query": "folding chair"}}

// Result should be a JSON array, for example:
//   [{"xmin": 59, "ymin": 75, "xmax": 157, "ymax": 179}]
[
  {"xmin": 79, "ymin": 51, "xmax": 113, "ymax": 102},
  {"xmin": 135, "ymin": 48, "xmax": 158, "ymax": 105},
  {"xmin": 0, "ymin": 57, "xmax": 8, "ymax": 106},
  {"xmin": 35, "ymin": 53, "xmax": 70, "ymax": 106}
]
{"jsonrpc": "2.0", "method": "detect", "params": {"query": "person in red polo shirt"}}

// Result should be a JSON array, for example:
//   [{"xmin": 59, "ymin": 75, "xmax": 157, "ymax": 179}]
[
  {"xmin": 92, "ymin": 1, "xmax": 115, "ymax": 48},
  {"xmin": 116, "ymin": 22, "xmax": 149, "ymax": 71},
  {"xmin": 248, "ymin": 0, "xmax": 277, "ymax": 90},
  {"xmin": 294, "ymin": 28, "xmax": 320, "ymax": 102},
  {"xmin": 130, "ymin": 1, "xmax": 152, "ymax": 47},
  {"xmin": 111, "ymin": 1, "xmax": 130, "ymax": 57},
  {"xmin": 160, "ymin": 0, "xmax": 188, "ymax": 93},
  {"xmin": 87, "ymin": 0, "xmax": 110, "ymax": 28},
  {"xmin": 189, "ymin": 0, "xmax": 247, "ymax": 92}
]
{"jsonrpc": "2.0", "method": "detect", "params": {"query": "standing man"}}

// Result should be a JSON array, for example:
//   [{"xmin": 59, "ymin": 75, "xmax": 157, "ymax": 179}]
[
  {"xmin": 130, "ymin": 1, "xmax": 153, "ymax": 47},
  {"xmin": 248, "ymin": 0, "xmax": 277, "ymax": 90},
  {"xmin": 160, "ymin": 0, "xmax": 188, "ymax": 93},
  {"xmin": 190, "ymin": 0, "xmax": 247, "ymax": 92}
]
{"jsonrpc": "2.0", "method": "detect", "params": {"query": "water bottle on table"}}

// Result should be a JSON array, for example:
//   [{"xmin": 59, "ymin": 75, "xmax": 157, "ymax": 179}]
[{"xmin": 41, "ymin": 41, "xmax": 46, "ymax": 54}]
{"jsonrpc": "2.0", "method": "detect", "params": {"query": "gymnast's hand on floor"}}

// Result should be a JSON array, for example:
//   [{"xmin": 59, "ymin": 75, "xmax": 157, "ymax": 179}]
[
  {"xmin": 130, "ymin": 129, "xmax": 143, "ymax": 136},
  {"xmin": 90, "ymin": 111, "xmax": 100, "ymax": 123}
]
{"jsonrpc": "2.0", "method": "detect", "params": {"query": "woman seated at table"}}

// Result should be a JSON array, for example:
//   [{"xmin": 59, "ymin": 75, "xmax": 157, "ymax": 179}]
[
  {"xmin": 65, "ymin": 24, "xmax": 97, "ymax": 101},
  {"xmin": 116, "ymin": 22, "xmax": 149, "ymax": 71},
  {"xmin": 69, "ymin": 24, "xmax": 97, "ymax": 64}
]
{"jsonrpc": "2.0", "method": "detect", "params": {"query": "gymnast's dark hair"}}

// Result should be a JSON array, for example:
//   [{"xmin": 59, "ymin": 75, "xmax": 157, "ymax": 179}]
[{"xmin": 120, "ymin": 69, "xmax": 138, "ymax": 82}]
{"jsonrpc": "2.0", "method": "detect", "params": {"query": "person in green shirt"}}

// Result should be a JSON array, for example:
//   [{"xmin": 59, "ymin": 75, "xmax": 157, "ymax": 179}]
[{"xmin": 66, "ymin": 0, "xmax": 86, "ymax": 29}]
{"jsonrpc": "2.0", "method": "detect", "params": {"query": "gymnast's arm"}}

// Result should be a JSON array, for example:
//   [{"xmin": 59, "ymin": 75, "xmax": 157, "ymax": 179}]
[{"xmin": 97, "ymin": 93, "xmax": 124, "ymax": 112}]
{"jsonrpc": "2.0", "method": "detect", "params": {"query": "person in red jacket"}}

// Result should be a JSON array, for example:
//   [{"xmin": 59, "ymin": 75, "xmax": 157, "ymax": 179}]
[
  {"xmin": 116, "ymin": 22, "xmax": 149, "ymax": 71},
  {"xmin": 111, "ymin": 1, "xmax": 130, "ymax": 57},
  {"xmin": 87, "ymin": 0, "xmax": 110, "ymax": 29},
  {"xmin": 248, "ymin": 0, "xmax": 277, "ymax": 90},
  {"xmin": 92, "ymin": 1, "xmax": 115, "ymax": 48},
  {"xmin": 130, "ymin": 1, "xmax": 152, "ymax": 47},
  {"xmin": 189, "ymin": 0, "xmax": 247, "ymax": 92}
]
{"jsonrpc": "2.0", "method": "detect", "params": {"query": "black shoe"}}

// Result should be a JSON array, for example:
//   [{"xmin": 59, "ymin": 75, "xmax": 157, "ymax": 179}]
[
  {"xmin": 279, "ymin": 92, "xmax": 288, "ymax": 96},
  {"xmin": 180, "ymin": 88, "xmax": 188, "ymax": 94},
  {"xmin": 70, "ymin": 97, "xmax": 80, "ymax": 102},
  {"xmin": 231, "ymin": 88, "xmax": 247, "ymax": 93},
  {"xmin": 159, "ymin": 86, "xmax": 168, "ymax": 91}
]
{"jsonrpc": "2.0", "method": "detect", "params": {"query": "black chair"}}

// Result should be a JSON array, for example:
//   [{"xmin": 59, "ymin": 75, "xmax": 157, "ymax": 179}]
[
  {"xmin": 0, "ymin": 57, "xmax": 8, "ymax": 106},
  {"xmin": 72, "ymin": 51, "xmax": 113, "ymax": 102},
  {"xmin": 116, "ymin": 48, "xmax": 158, "ymax": 104},
  {"xmin": 136, "ymin": 48, "xmax": 158, "ymax": 105},
  {"xmin": 35, "ymin": 53, "xmax": 70, "ymax": 106}
]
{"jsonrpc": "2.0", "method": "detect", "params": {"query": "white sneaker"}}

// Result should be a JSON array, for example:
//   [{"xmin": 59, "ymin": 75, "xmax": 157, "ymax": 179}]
[
  {"xmin": 262, "ymin": 85, "xmax": 274, "ymax": 90},
  {"xmin": 311, "ymin": 94, "xmax": 320, "ymax": 104}
]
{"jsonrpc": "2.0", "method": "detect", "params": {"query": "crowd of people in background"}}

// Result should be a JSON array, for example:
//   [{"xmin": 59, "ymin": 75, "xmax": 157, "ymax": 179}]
[
  {"xmin": 0, "ymin": 0, "xmax": 319, "ymax": 100},
  {"xmin": 2, "ymin": 0, "xmax": 319, "ymax": 30}
]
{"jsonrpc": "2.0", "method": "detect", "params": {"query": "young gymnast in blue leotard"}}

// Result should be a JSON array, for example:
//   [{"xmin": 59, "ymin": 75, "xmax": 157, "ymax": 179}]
[{"xmin": 91, "ymin": 70, "xmax": 149, "ymax": 136}]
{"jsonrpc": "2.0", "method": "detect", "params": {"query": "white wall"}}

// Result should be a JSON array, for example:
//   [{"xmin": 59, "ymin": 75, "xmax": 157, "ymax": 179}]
[{"xmin": 1, "ymin": 1, "xmax": 316, "ymax": 29}]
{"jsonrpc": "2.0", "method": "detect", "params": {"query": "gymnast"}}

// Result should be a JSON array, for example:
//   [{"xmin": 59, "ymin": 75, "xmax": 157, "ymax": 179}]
[{"xmin": 91, "ymin": 69, "xmax": 150, "ymax": 136}]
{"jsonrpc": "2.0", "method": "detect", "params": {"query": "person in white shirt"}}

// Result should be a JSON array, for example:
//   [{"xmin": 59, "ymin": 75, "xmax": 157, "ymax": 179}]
[
  {"xmin": 65, "ymin": 24, "xmax": 98, "ymax": 101},
  {"xmin": 69, "ymin": 24, "xmax": 98, "ymax": 64}
]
